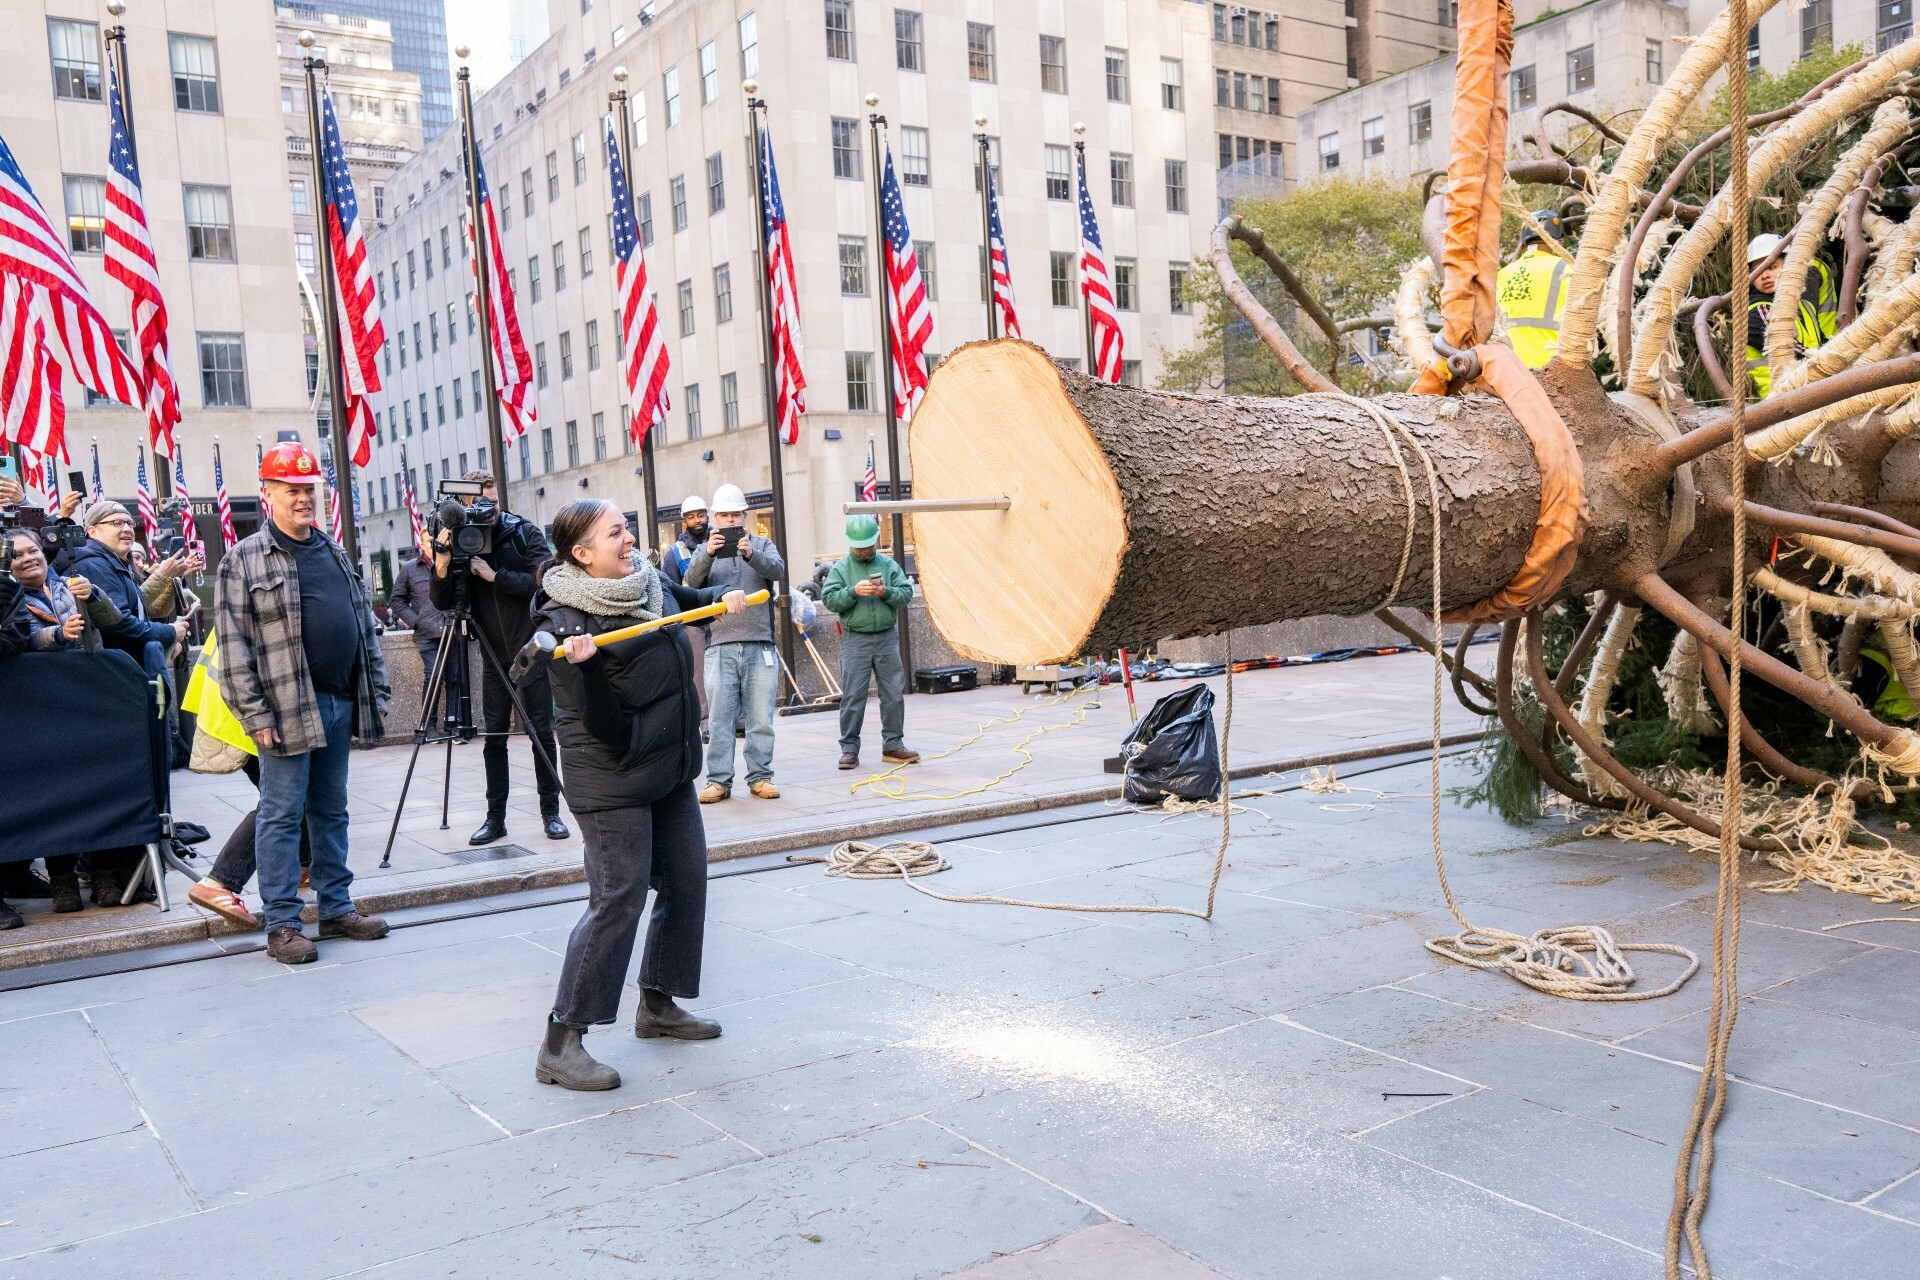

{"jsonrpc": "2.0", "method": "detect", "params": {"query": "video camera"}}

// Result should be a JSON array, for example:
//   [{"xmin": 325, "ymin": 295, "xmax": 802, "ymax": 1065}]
[
  {"xmin": 0, "ymin": 503, "xmax": 87, "ymax": 578},
  {"xmin": 429, "ymin": 478, "xmax": 497, "ymax": 562}
]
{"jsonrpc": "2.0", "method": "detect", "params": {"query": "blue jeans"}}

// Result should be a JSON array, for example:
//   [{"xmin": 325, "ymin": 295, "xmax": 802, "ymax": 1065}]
[
  {"xmin": 704, "ymin": 641, "xmax": 776, "ymax": 787},
  {"xmin": 255, "ymin": 690, "xmax": 356, "ymax": 932}
]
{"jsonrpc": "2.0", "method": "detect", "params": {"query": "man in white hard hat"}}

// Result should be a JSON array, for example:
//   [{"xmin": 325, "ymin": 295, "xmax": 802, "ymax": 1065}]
[
  {"xmin": 1743, "ymin": 232, "xmax": 1838, "ymax": 399},
  {"xmin": 661, "ymin": 494, "xmax": 713, "ymax": 736},
  {"xmin": 685, "ymin": 483, "xmax": 786, "ymax": 801}
]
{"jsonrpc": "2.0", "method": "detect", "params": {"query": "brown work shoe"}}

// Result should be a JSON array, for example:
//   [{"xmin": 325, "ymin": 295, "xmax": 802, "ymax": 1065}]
[
  {"xmin": 319, "ymin": 910, "xmax": 391, "ymax": 941},
  {"xmin": 882, "ymin": 747, "xmax": 921, "ymax": 765},
  {"xmin": 698, "ymin": 783, "xmax": 730, "ymax": 804},
  {"xmin": 267, "ymin": 927, "xmax": 316, "ymax": 965},
  {"xmin": 749, "ymin": 780, "xmax": 780, "ymax": 799},
  {"xmin": 837, "ymin": 752, "xmax": 859, "ymax": 770}
]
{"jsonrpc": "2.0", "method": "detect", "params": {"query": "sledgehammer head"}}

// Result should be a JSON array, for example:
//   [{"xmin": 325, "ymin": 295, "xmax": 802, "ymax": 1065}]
[{"xmin": 512, "ymin": 631, "xmax": 558, "ymax": 684}]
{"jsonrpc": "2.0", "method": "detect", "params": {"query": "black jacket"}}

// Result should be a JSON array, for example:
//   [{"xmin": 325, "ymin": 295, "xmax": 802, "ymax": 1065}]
[
  {"xmin": 0, "ymin": 578, "xmax": 30, "ymax": 662},
  {"xmin": 388, "ymin": 555, "xmax": 448, "ymax": 640},
  {"xmin": 660, "ymin": 528, "xmax": 711, "ymax": 631},
  {"xmin": 429, "ymin": 511, "xmax": 550, "ymax": 650},
  {"xmin": 67, "ymin": 542, "xmax": 176, "ymax": 658},
  {"xmin": 533, "ymin": 580, "xmax": 722, "ymax": 813}
]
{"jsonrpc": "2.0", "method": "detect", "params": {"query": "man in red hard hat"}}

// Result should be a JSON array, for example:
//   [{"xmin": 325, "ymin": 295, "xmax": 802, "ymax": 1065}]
[{"xmin": 215, "ymin": 441, "xmax": 391, "ymax": 964}]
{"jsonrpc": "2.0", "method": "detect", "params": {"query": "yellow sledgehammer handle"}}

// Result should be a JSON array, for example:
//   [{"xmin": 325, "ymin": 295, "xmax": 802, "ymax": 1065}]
[{"xmin": 554, "ymin": 589, "xmax": 771, "ymax": 656}]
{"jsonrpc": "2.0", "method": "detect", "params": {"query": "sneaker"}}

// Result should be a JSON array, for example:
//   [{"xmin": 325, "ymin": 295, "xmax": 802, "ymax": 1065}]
[
  {"xmin": 318, "ymin": 911, "xmax": 391, "ymax": 941},
  {"xmin": 882, "ymin": 747, "xmax": 921, "ymax": 765},
  {"xmin": 267, "ymin": 926, "xmax": 317, "ymax": 964},
  {"xmin": 749, "ymin": 780, "xmax": 780, "ymax": 800},
  {"xmin": 188, "ymin": 879, "xmax": 259, "ymax": 929},
  {"xmin": 698, "ymin": 783, "xmax": 730, "ymax": 804}
]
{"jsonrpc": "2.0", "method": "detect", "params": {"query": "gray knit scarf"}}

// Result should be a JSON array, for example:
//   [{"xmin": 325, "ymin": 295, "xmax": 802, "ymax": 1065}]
[{"xmin": 543, "ymin": 554, "xmax": 665, "ymax": 621}]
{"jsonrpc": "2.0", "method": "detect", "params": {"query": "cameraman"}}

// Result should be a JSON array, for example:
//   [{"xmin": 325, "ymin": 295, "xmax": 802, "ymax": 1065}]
[{"xmin": 429, "ymin": 471, "xmax": 567, "ymax": 844}]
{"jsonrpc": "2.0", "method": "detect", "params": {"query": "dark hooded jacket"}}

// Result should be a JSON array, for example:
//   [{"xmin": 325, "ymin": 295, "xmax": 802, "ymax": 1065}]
[
  {"xmin": 67, "ymin": 541, "xmax": 177, "ymax": 657},
  {"xmin": 532, "ymin": 579, "xmax": 724, "ymax": 813}
]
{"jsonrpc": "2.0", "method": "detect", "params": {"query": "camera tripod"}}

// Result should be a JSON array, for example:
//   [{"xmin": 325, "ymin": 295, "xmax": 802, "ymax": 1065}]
[{"xmin": 376, "ymin": 566, "xmax": 560, "ymax": 868}]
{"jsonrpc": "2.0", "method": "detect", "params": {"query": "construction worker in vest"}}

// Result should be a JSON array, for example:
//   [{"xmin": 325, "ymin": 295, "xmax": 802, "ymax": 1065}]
[
  {"xmin": 1743, "ymin": 233, "xmax": 1840, "ymax": 399},
  {"xmin": 1497, "ymin": 210, "xmax": 1570, "ymax": 369}
]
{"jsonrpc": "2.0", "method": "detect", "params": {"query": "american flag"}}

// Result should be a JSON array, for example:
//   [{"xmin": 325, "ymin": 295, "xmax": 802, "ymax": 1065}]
[
  {"xmin": 879, "ymin": 147, "xmax": 932, "ymax": 420},
  {"xmin": 463, "ymin": 129, "xmax": 535, "ymax": 443},
  {"xmin": 861, "ymin": 441, "xmax": 878, "ymax": 503},
  {"xmin": 0, "ymin": 132, "xmax": 143, "ymax": 418},
  {"xmin": 213, "ymin": 444, "xmax": 238, "ymax": 548},
  {"xmin": 983, "ymin": 162, "xmax": 1020, "ymax": 340},
  {"xmin": 135, "ymin": 448, "xmax": 159, "ymax": 547},
  {"xmin": 757, "ymin": 129, "xmax": 807, "ymax": 444},
  {"xmin": 105, "ymin": 63, "xmax": 180, "ymax": 460},
  {"xmin": 39, "ymin": 449, "xmax": 59, "ymax": 510},
  {"xmin": 0, "ymin": 279, "xmax": 66, "ymax": 471},
  {"xmin": 90, "ymin": 442, "xmax": 104, "ymax": 502},
  {"xmin": 1076, "ymin": 151, "xmax": 1124, "ymax": 382},
  {"xmin": 316, "ymin": 91, "xmax": 384, "ymax": 465},
  {"xmin": 173, "ymin": 452, "xmax": 201, "ymax": 552},
  {"xmin": 607, "ymin": 119, "xmax": 670, "ymax": 448},
  {"xmin": 324, "ymin": 453, "xmax": 344, "ymax": 542},
  {"xmin": 401, "ymin": 446, "xmax": 423, "ymax": 546}
]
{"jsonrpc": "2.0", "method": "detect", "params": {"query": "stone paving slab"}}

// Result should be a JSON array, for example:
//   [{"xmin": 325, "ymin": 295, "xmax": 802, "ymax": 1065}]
[{"xmin": 5, "ymin": 757, "xmax": 1919, "ymax": 1278}]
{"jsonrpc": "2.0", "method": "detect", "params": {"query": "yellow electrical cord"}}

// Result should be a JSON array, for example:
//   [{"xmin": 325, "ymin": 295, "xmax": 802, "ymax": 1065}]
[{"xmin": 848, "ymin": 679, "xmax": 1104, "ymax": 802}]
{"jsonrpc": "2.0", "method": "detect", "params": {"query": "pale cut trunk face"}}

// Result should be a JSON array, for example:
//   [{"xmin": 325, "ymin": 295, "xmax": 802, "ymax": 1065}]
[{"xmin": 909, "ymin": 341, "xmax": 1129, "ymax": 665}]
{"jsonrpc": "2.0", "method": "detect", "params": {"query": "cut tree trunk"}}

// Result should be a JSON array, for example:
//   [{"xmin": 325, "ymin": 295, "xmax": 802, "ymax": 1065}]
[{"xmin": 909, "ymin": 340, "xmax": 1545, "ymax": 664}]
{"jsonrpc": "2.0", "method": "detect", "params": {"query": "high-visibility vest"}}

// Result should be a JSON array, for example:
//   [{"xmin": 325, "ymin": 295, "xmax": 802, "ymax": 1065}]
[
  {"xmin": 1746, "ymin": 294, "xmax": 1825, "ymax": 400},
  {"xmin": 180, "ymin": 629, "xmax": 258, "ymax": 757},
  {"xmin": 1860, "ymin": 647, "xmax": 1917, "ymax": 722},
  {"xmin": 1496, "ymin": 246, "xmax": 1567, "ymax": 369}
]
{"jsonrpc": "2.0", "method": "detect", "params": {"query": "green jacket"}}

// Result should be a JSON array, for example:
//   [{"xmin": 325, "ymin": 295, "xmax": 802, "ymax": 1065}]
[{"xmin": 821, "ymin": 551, "xmax": 912, "ymax": 634}]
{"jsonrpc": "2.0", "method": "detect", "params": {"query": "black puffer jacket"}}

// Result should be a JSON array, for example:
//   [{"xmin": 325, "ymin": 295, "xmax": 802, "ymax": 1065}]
[{"xmin": 533, "ymin": 581, "xmax": 724, "ymax": 813}]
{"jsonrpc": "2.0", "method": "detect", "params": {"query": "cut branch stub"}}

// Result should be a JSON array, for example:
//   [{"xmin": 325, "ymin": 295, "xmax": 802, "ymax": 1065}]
[{"xmin": 908, "ymin": 340, "xmax": 1540, "ymax": 665}]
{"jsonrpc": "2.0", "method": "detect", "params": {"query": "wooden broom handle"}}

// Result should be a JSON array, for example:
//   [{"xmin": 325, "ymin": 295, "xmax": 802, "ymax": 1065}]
[{"xmin": 556, "ymin": 589, "xmax": 772, "ymax": 656}]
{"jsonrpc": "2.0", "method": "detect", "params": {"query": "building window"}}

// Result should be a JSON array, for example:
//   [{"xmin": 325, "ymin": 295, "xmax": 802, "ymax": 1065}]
[
  {"xmin": 85, "ymin": 329, "xmax": 132, "ymax": 406},
  {"xmin": 845, "ymin": 352, "xmax": 874, "ymax": 411},
  {"xmin": 560, "ymin": 330, "xmax": 574, "ymax": 379},
  {"xmin": 546, "ymin": 151, "xmax": 560, "ymax": 201},
  {"xmin": 825, "ymin": 0, "xmax": 855, "ymax": 60},
  {"xmin": 721, "ymin": 373, "xmax": 740, "ymax": 430},
  {"xmin": 63, "ymin": 176, "xmax": 106, "ymax": 254},
  {"xmin": 541, "ymin": 427, "xmax": 554, "ymax": 472},
  {"xmin": 685, "ymin": 382, "xmax": 703, "ymax": 437},
  {"xmin": 565, "ymin": 419, "xmax": 580, "ymax": 468},
  {"xmin": 521, "ymin": 168, "xmax": 534, "ymax": 217},
  {"xmin": 435, "ymin": 385, "xmax": 446, "ymax": 424},
  {"xmin": 638, "ymin": 192, "xmax": 654, "ymax": 246},
  {"xmin": 197, "ymin": 333, "xmax": 248, "ymax": 407},
  {"xmin": 454, "ymin": 377, "xmax": 464, "ymax": 418},
  {"xmin": 463, "ymin": 295, "xmax": 475, "ymax": 334},
  {"xmin": 528, "ymin": 255, "xmax": 542, "ymax": 302},
  {"xmin": 1437, "ymin": 0, "xmax": 1458, "ymax": 26},
  {"xmin": 699, "ymin": 40, "xmax": 719, "ymax": 103},
  {"xmin": 1105, "ymin": 48, "xmax": 1129, "ymax": 102},
  {"xmin": 1253, "ymin": 76, "xmax": 1280, "ymax": 115},
  {"xmin": 1120, "ymin": 360, "xmax": 1141, "ymax": 388},
  {"xmin": 423, "ymin": 238, "xmax": 435, "ymax": 281},
  {"xmin": 519, "ymin": 435, "xmax": 531, "ymax": 480},
  {"xmin": 1050, "ymin": 251, "xmax": 1074, "ymax": 307},
  {"xmin": 1409, "ymin": 101, "xmax": 1433, "ymax": 143},
  {"xmin": 967, "ymin": 23, "xmax": 996, "ymax": 81},
  {"xmin": 48, "ymin": 19, "xmax": 102, "ymax": 102},
  {"xmin": 535, "ymin": 341, "xmax": 549, "ymax": 389},
  {"xmin": 899, "ymin": 126, "xmax": 931, "ymax": 186},
  {"xmin": 430, "ymin": 312, "xmax": 441, "ymax": 352},
  {"xmin": 442, "ymin": 226, "xmax": 454, "ymax": 269},
  {"xmin": 664, "ymin": 66, "xmax": 681, "ymax": 125},
  {"xmin": 714, "ymin": 263, "xmax": 733, "ymax": 322},
  {"xmin": 1114, "ymin": 258, "xmax": 1136, "ymax": 311},
  {"xmin": 832, "ymin": 117, "xmax": 862, "ymax": 179},
  {"xmin": 1802, "ymin": 0, "xmax": 1833, "ymax": 56},
  {"xmin": 1160, "ymin": 57, "xmax": 1184, "ymax": 111},
  {"xmin": 1045, "ymin": 145, "xmax": 1073, "ymax": 200},
  {"xmin": 1512, "ymin": 64, "xmax": 1537, "ymax": 110},
  {"xmin": 586, "ymin": 318, "xmax": 601, "ymax": 370},
  {"xmin": 592, "ymin": 411, "xmax": 607, "ymax": 461},
  {"xmin": 1318, "ymin": 134, "xmax": 1340, "ymax": 173},
  {"xmin": 1567, "ymin": 45, "xmax": 1595, "ymax": 93},
  {"xmin": 973, "ymin": 135, "xmax": 1001, "ymax": 194},
  {"xmin": 572, "ymin": 131, "xmax": 588, "ymax": 185},
  {"xmin": 1747, "ymin": 26, "xmax": 1761, "ymax": 69},
  {"xmin": 1169, "ymin": 262, "xmax": 1189, "ymax": 314},
  {"xmin": 1218, "ymin": 135, "xmax": 1283, "ymax": 177},
  {"xmin": 403, "ymin": 400, "xmax": 414, "ymax": 433},
  {"xmin": 677, "ymin": 279, "xmax": 695, "ymax": 335},
  {"xmin": 1039, "ymin": 35, "xmax": 1067, "ymax": 92},
  {"xmin": 372, "ymin": 184, "xmax": 386, "ymax": 221},
  {"xmin": 1110, "ymin": 154, "xmax": 1134, "ymax": 207},
  {"xmin": 706, "ymin": 152, "xmax": 725, "ymax": 212},
  {"xmin": 1164, "ymin": 159, "xmax": 1187, "ymax": 212},
  {"xmin": 1363, "ymin": 117, "xmax": 1385, "ymax": 158},
  {"xmin": 739, "ymin": 12, "xmax": 759, "ymax": 77},
  {"xmin": 670, "ymin": 174, "xmax": 688, "ymax": 231},
  {"xmin": 183, "ymin": 185, "xmax": 235, "ymax": 260},
  {"xmin": 895, "ymin": 9, "xmax": 923, "ymax": 71},
  {"xmin": 840, "ymin": 236, "xmax": 868, "ymax": 295},
  {"xmin": 578, "ymin": 226, "xmax": 594, "ymax": 277},
  {"xmin": 915, "ymin": 241, "xmax": 937, "ymax": 301},
  {"xmin": 169, "ymin": 34, "xmax": 221, "ymax": 113}
]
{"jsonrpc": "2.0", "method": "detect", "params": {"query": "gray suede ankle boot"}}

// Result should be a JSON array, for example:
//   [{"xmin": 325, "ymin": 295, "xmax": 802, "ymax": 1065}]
[
  {"xmin": 635, "ymin": 988, "xmax": 722, "ymax": 1040},
  {"xmin": 535, "ymin": 1016, "xmax": 621, "ymax": 1090}
]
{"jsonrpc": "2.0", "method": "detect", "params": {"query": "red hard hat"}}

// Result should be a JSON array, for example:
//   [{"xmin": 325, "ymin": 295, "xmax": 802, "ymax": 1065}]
[{"xmin": 260, "ymin": 442, "xmax": 323, "ymax": 485}]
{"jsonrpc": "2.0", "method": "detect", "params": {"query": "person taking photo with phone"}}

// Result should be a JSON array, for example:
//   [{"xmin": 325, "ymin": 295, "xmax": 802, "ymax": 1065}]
[
  {"xmin": 683, "ymin": 484, "xmax": 786, "ymax": 802},
  {"xmin": 820, "ymin": 516, "xmax": 919, "ymax": 771}
]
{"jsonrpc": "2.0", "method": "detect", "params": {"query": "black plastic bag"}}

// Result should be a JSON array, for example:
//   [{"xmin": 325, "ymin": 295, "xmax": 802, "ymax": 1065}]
[{"xmin": 1121, "ymin": 685, "xmax": 1222, "ymax": 804}]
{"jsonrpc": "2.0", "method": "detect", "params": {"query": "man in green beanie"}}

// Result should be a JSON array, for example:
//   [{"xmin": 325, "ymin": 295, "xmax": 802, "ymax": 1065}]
[{"xmin": 821, "ymin": 516, "xmax": 919, "ymax": 770}]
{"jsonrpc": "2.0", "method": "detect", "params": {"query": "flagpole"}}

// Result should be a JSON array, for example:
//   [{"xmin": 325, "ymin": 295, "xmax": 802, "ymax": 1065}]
[
  {"xmin": 974, "ymin": 115, "xmax": 997, "ymax": 341},
  {"xmin": 744, "ymin": 81, "xmax": 798, "ymax": 694},
  {"xmin": 298, "ymin": 31, "xmax": 361, "ymax": 570},
  {"xmin": 453, "ymin": 48, "xmax": 512, "ymax": 517},
  {"xmin": 610, "ymin": 67, "xmax": 662, "ymax": 557},
  {"xmin": 865, "ymin": 94, "xmax": 914, "ymax": 684},
  {"xmin": 103, "ymin": 1, "xmax": 171, "ymax": 500},
  {"xmin": 1073, "ymin": 124, "xmax": 1095, "ymax": 378}
]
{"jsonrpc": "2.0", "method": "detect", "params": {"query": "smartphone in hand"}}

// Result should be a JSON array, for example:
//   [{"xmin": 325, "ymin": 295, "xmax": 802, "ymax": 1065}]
[{"xmin": 715, "ymin": 526, "xmax": 747, "ymax": 558}]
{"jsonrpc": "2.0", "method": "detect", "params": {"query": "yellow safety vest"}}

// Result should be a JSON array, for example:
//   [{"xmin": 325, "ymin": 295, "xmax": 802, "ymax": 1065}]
[
  {"xmin": 181, "ymin": 630, "xmax": 258, "ymax": 757},
  {"xmin": 1861, "ymin": 647, "xmax": 1917, "ymax": 722},
  {"xmin": 1745, "ymin": 295, "xmax": 1825, "ymax": 400},
  {"xmin": 1497, "ymin": 247, "xmax": 1567, "ymax": 369}
]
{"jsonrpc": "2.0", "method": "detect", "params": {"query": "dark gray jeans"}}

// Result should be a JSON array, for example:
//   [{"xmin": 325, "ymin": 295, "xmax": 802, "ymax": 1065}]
[
  {"xmin": 838, "ymin": 628, "xmax": 906, "ymax": 754},
  {"xmin": 551, "ymin": 784, "xmax": 708, "ymax": 1027}
]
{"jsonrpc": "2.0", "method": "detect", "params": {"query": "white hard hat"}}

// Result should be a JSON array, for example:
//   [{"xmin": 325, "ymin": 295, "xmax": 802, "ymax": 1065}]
[
  {"xmin": 1746, "ymin": 233, "xmax": 1784, "ymax": 266},
  {"xmin": 680, "ymin": 494, "xmax": 707, "ymax": 516},
  {"xmin": 710, "ymin": 482, "xmax": 749, "ymax": 513}
]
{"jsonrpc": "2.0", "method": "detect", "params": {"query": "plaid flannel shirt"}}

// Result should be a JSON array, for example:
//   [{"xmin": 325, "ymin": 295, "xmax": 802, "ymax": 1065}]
[{"xmin": 214, "ymin": 527, "xmax": 388, "ymax": 756}]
